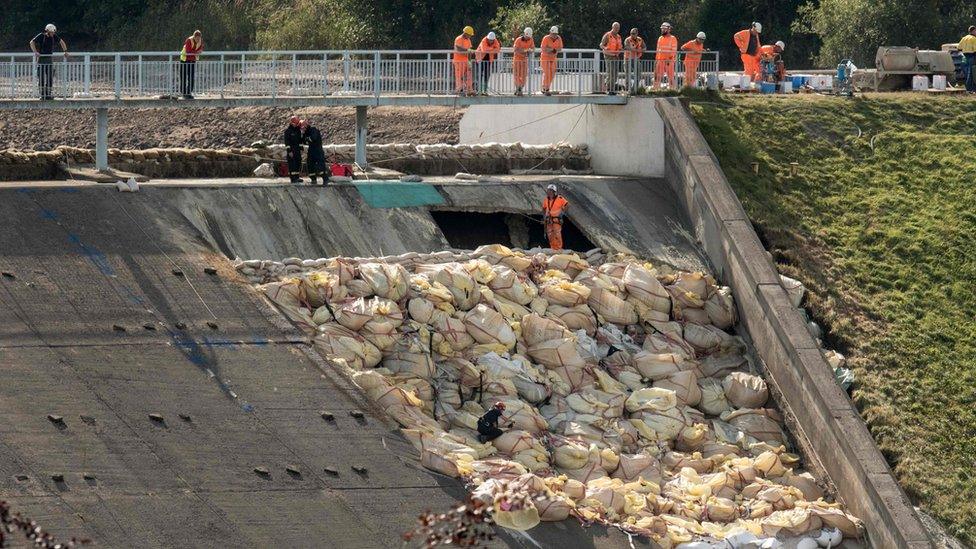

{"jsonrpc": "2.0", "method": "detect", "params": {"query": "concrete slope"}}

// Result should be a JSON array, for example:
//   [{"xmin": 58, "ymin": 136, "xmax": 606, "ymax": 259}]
[{"xmin": 0, "ymin": 183, "xmax": 690, "ymax": 548}]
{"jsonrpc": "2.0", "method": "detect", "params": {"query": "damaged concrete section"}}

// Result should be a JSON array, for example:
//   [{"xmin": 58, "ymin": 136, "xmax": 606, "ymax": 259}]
[{"xmin": 250, "ymin": 243, "xmax": 865, "ymax": 547}]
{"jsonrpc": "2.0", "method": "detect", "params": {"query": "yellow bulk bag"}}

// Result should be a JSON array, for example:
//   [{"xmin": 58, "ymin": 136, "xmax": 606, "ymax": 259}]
[
  {"xmin": 540, "ymin": 279, "xmax": 591, "ymax": 307},
  {"xmin": 493, "ymin": 502, "xmax": 540, "ymax": 531},
  {"xmin": 623, "ymin": 264, "xmax": 671, "ymax": 313},
  {"xmin": 723, "ymin": 372, "xmax": 769, "ymax": 409},
  {"xmin": 521, "ymin": 313, "xmax": 571, "ymax": 346},
  {"xmin": 588, "ymin": 286, "xmax": 638, "ymax": 325},
  {"xmin": 489, "ymin": 265, "xmax": 538, "ymax": 304},
  {"xmin": 527, "ymin": 337, "xmax": 586, "ymax": 369},
  {"xmin": 463, "ymin": 304, "xmax": 517, "ymax": 349},
  {"xmin": 359, "ymin": 262, "xmax": 409, "ymax": 301}
]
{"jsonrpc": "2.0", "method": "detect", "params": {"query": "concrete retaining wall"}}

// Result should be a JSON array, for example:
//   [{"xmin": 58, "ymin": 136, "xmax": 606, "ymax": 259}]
[
  {"xmin": 0, "ymin": 144, "xmax": 590, "ymax": 181},
  {"xmin": 654, "ymin": 97, "xmax": 933, "ymax": 548},
  {"xmin": 459, "ymin": 100, "xmax": 665, "ymax": 177}
]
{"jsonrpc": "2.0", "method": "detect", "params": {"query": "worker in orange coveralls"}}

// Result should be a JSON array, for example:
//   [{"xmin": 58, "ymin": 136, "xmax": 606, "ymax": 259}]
[
  {"xmin": 540, "ymin": 26, "xmax": 563, "ymax": 95},
  {"xmin": 512, "ymin": 27, "xmax": 535, "ymax": 96},
  {"xmin": 681, "ymin": 32, "xmax": 707, "ymax": 87},
  {"xmin": 453, "ymin": 26, "xmax": 475, "ymax": 95},
  {"xmin": 734, "ymin": 22, "xmax": 762, "ymax": 81},
  {"xmin": 542, "ymin": 184, "xmax": 569, "ymax": 250},
  {"xmin": 654, "ymin": 22, "xmax": 678, "ymax": 89}
]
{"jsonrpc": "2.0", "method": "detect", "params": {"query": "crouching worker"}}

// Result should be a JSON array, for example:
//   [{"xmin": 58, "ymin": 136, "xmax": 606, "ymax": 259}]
[
  {"xmin": 302, "ymin": 119, "xmax": 328, "ymax": 185},
  {"xmin": 477, "ymin": 402, "xmax": 510, "ymax": 443},
  {"xmin": 759, "ymin": 41, "xmax": 787, "ymax": 83},
  {"xmin": 284, "ymin": 116, "xmax": 304, "ymax": 183}
]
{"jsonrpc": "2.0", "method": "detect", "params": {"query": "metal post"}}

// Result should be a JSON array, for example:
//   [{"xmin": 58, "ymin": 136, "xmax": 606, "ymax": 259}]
[
  {"xmin": 219, "ymin": 54, "xmax": 225, "ymax": 98},
  {"xmin": 114, "ymin": 54, "xmax": 121, "ymax": 99},
  {"xmin": 95, "ymin": 108, "xmax": 109, "ymax": 171},
  {"xmin": 137, "ymin": 55, "xmax": 143, "ymax": 96},
  {"xmin": 426, "ymin": 54, "xmax": 432, "ymax": 95},
  {"xmin": 342, "ymin": 52, "xmax": 351, "ymax": 92},
  {"xmin": 241, "ymin": 53, "xmax": 246, "ymax": 95},
  {"xmin": 168, "ymin": 54, "xmax": 174, "ymax": 95},
  {"xmin": 271, "ymin": 55, "xmax": 278, "ymax": 98},
  {"xmin": 61, "ymin": 56, "xmax": 68, "ymax": 98},
  {"xmin": 322, "ymin": 53, "xmax": 328, "ymax": 96},
  {"xmin": 373, "ymin": 52, "xmax": 381, "ymax": 97},
  {"xmin": 290, "ymin": 53, "xmax": 296, "ymax": 95},
  {"xmin": 355, "ymin": 105, "xmax": 368, "ymax": 168},
  {"xmin": 8, "ymin": 56, "xmax": 14, "ymax": 98},
  {"xmin": 394, "ymin": 53, "xmax": 400, "ymax": 94}
]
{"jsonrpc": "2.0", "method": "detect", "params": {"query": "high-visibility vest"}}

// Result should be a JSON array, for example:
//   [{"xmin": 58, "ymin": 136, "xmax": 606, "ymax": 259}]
[
  {"xmin": 543, "ymin": 195, "xmax": 569, "ymax": 218},
  {"xmin": 453, "ymin": 35, "xmax": 472, "ymax": 62}
]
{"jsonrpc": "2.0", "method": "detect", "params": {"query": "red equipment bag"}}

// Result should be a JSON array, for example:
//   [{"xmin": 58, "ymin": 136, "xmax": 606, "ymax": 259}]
[{"xmin": 331, "ymin": 163, "xmax": 353, "ymax": 177}]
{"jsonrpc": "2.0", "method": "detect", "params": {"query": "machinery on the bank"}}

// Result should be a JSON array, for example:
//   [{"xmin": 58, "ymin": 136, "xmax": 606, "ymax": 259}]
[{"xmin": 853, "ymin": 46, "xmax": 956, "ymax": 91}]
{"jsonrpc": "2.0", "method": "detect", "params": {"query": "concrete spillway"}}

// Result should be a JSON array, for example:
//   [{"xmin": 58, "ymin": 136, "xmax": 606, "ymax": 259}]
[
  {"xmin": 0, "ymin": 97, "xmax": 932, "ymax": 548},
  {"xmin": 0, "ymin": 177, "xmax": 698, "ymax": 548}
]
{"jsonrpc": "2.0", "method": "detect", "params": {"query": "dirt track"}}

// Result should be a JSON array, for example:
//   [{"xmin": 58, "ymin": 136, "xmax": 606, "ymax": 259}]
[{"xmin": 0, "ymin": 106, "xmax": 463, "ymax": 150}]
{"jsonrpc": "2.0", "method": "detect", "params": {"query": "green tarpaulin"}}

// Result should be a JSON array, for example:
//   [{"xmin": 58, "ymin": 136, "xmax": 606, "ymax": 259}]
[{"xmin": 354, "ymin": 182, "xmax": 445, "ymax": 208}]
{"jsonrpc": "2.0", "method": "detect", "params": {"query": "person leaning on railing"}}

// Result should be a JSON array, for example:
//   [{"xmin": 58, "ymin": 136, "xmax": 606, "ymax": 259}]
[
  {"xmin": 29, "ymin": 24, "xmax": 68, "ymax": 101},
  {"xmin": 540, "ymin": 26, "xmax": 563, "ymax": 96},
  {"xmin": 681, "ymin": 32, "xmax": 707, "ymax": 88},
  {"xmin": 512, "ymin": 28, "xmax": 535, "ymax": 96},
  {"xmin": 600, "ymin": 22, "xmax": 623, "ymax": 95},
  {"xmin": 475, "ymin": 32, "xmax": 501, "ymax": 96},
  {"xmin": 624, "ymin": 28, "xmax": 645, "ymax": 93},
  {"xmin": 180, "ymin": 30, "xmax": 204, "ymax": 99}
]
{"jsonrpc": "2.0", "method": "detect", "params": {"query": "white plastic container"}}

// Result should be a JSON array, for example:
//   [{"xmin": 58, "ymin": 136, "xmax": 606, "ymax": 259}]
[
  {"xmin": 779, "ymin": 81, "xmax": 793, "ymax": 94},
  {"xmin": 739, "ymin": 74, "xmax": 752, "ymax": 89},
  {"xmin": 706, "ymin": 73, "xmax": 719, "ymax": 90},
  {"xmin": 932, "ymin": 74, "xmax": 947, "ymax": 90},
  {"xmin": 912, "ymin": 75, "xmax": 929, "ymax": 91}
]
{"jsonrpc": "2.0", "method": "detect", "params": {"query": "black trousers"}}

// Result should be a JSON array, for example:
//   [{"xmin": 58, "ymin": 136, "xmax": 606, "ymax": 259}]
[
  {"xmin": 477, "ymin": 423, "xmax": 503, "ymax": 441},
  {"xmin": 307, "ymin": 150, "xmax": 327, "ymax": 177},
  {"xmin": 180, "ymin": 60, "xmax": 196, "ymax": 95},
  {"xmin": 38, "ymin": 60, "xmax": 54, "ymax": 99},
  {"xmin": 286, "ymin": 147, "xmax": 302, "ymax": 178},
  {"xmin": 477, "ymin": 60, "xmax": 494, "ymax": 92}
]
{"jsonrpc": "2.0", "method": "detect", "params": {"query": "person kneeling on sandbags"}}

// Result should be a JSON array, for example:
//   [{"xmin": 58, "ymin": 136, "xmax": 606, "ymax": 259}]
[
  {"xmin": 477, "ymin": 401, "xmax": 513, "ymax": 443},
  {"xmin": 301, "ymin": 119, "xmax": 329, "ymax": 185}
]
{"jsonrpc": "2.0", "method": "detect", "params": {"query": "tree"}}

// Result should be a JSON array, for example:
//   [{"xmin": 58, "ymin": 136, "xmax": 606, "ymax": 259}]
[
  {"xmin": 489, "ymin": 1, "xmax": 553, "ymax": 45},
  {"xmin": 797, "ymin": 0, "xmax": 976, "ymax": 67},
  {"xmin": 255, "ymin": 0, "xmax": 368, "ymax": 50}
]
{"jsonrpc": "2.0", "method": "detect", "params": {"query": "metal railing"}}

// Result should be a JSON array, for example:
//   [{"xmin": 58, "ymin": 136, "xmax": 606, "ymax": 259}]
[{"xmin": 0, "ymin": 49, "xmax": 719, "ymax": 100}]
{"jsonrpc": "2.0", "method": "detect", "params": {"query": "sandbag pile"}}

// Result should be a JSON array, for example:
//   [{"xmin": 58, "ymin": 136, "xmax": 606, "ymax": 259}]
[
  {"xmin": 253, "ymin": 244, "xmax": 862, "ymax": 547},
  {"xmin": 235, "ymin": 246, "xmax": 608, "ymax": 285},
  {"xmin": 778, "ymin": 274, "xmax": 855, "ymax": 391}
]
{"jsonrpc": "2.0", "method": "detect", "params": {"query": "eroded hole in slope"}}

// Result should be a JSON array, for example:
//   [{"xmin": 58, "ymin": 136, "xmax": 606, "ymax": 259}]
[{"xmin": 430, "ymin": 211, "xmax": 595, "ymax": 251}]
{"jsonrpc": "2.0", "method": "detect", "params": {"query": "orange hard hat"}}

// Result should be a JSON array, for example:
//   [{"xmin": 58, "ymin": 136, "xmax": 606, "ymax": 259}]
[
  {"xmin": 289, "ymin": 116, "xmax": 301, "ymax": 126},
  {"xmin": 494, "ymin": 401, "xmax": 506, "ymax": 410}
]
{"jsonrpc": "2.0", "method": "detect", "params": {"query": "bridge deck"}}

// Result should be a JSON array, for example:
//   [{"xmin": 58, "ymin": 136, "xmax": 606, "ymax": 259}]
[{"xmin": 0, "ymin": 93, "xmax": 628, "ymax": 110}]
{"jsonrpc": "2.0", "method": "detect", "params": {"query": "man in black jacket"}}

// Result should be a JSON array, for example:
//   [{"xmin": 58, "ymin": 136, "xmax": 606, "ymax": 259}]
[
  {"xmin": 476, "ymin": 401, "xmax": 509, "ymax": 443},
  {"xmin": 29, "ymin": 24, "xmax": 68, "ymax": 100},
  {"xmin": 284, "ymin": 116, "xmax": 304, "ymax": 183},
  {"xmin": 301, "ymin": 119, "xmax": 328, "ymax": 185}
]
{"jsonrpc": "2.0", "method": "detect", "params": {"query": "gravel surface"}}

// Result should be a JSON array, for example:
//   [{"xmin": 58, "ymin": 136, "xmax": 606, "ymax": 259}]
[{"xmin": 0, "ymin": 106, "xmax": 463, "ymax": 150}]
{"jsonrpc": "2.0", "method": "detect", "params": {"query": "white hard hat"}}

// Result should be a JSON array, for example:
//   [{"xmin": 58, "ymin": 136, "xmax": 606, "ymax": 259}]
[
  {"xmin": 661, "ymin": 22, "xmax": 672, "ymax": 29},
  {"xmin": 546, "ymin": 184, "xmax": 557, "ymax": 192},
  {"xmin": 524, "ymin": 27, "xmax": 533, "ymax": 37},
  {"xmin": 45, "ymin": 24, "xmax": 57, "ymax": 33},
  {"xmin": 753, "ymin": 22, "xmax": 762, "ymax": 33},
  {"xmin": 550, "ymin": 26, "xmax": 559, "ymax": 34},
  {"xmin": 697, "ymin": 31, "xmax": 706, "ymax": 40},
  {"xmin": 775, "ymin": 40, "xmax": 786, "ymax": 50},
  {"xmin": 488, "ymin": 32, "xmax": 496, "ymax": 40}
]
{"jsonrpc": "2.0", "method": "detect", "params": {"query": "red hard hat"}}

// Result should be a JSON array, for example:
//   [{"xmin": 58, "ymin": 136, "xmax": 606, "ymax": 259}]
[
  {"xmin": 289, "ymin": 116, "xmax": 301, "ymax": 126},
  {"xmin": 494, "ymin": 401, "xmax": 506, "ymax": 410}
]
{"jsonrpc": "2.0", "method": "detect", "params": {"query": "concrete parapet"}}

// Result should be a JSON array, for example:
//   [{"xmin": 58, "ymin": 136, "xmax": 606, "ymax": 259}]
[{"xmin": 655, "ymin": 97, "xmax": 933, "ymax": 548}]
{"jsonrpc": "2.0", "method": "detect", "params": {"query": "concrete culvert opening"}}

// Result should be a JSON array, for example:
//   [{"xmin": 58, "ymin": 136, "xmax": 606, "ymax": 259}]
[{"xmin": 430, "ymin": 211, "xmax": 595, "ymax": 251}]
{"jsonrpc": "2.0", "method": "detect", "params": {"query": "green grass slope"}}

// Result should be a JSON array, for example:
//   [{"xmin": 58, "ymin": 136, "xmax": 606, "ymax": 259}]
[{"xmin": 690, "ymin": 94, "xmax": 976, "ymax": 545}]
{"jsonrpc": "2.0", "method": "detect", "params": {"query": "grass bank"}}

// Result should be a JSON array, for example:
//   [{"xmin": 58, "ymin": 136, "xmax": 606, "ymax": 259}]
[{"xmin": 689, "ymin": 94, "xmax": 976, "ymax": 545}]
